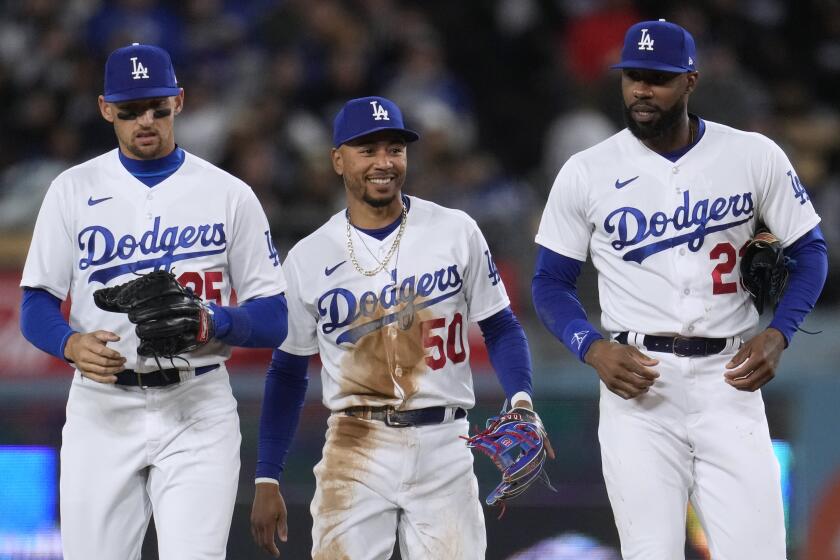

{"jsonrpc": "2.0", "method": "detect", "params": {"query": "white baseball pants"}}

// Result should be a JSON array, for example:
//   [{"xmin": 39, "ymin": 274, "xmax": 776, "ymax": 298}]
[
  {"xmin": 310, "ymin": 414, "xmax": 486, "ymax": 559},
  {"xmin": 59, "ymin": 366, "xmax": 240, "ymax": 560},
  {"xmin": 598, "ymin": 345, "xmax": 786, "ymax": 559}
]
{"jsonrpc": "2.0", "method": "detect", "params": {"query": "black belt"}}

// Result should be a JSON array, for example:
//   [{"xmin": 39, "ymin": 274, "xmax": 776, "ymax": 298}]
[
  {"xmin": 615, "ymin": 332, "xmax": 727, "ymax": 357},
  {"xmin": 342, "ymin": 406, "xmax": 466, "ymax": 428},
  {"xmin": 115, "ymin": 364, "xmax": 220, "ymax": 387}
]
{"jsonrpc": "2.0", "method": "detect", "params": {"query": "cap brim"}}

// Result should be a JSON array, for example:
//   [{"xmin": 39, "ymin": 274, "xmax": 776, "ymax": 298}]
[
  {"xmin": 335, "ymin": 127, "xmax": 420, "ymax": 147},
  {"xmin": 103, "ymin": 87, "xmax": 182, "ymax": 102},
  {"xmin": 611, "ymin": 61, "xmax": 692, "ymax": 73}
]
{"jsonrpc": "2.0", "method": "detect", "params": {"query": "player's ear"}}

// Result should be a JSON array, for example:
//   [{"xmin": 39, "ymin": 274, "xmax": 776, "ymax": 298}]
[
  {"xmin": 331, "ymin": 147, "xmax": 344, "ymax": 176},
  {"xmin": 173, "ymin": 89, "xmax": 185, "ymax": 115},
  {"xmin": 98, "ymin": 95, "xmax": 114, "ymax": 123},
  {"xmin": 684, "ymin": 72, "xmax": 699, "ymax": 96}
]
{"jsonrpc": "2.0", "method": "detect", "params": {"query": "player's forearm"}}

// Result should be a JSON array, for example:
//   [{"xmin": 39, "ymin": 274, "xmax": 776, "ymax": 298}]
[
  {"xmin": 19, "ymin": 287, "xmax": 77, "ymax": 361},
  {"xmin": 478, "ymin": 307, "xmax": 533, "ymax": 400},
  {"xmin": 532, "ymin": 246, "xmax": 604, "ymax": 362},
  {"xmin": 768, "ymin": 226, "xmax": 828, "ymax": 345},
  {"xmin": 211, "ymin": 293, "xmax": 288, "ymax": 348},
  {"xmin": 256, "ymin": 348, "xmax": 309, "ymax": 481}
]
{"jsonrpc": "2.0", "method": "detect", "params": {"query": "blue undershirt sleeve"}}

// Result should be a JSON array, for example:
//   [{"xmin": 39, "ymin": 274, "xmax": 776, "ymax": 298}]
[
  {"xmin": 531, "ymin": 246, "xmax": 604, "ymax": 362},
  {"xmin": 256, "ymin": 349, "xmax": 310, "ymax": 481},
  {"xmin": 210, "ymin": 293, "xmax": 288, "ymax": 348},
  {"xmin": 476, "ymin": 307, "xmax": 533, "ymax": 400},
  {"xmin": 20, "ymin": 287, "xmax": 75, "ymax": 361},
  {"xmin": 768, "ymin": 225, "xmax": 828, "ymax": 345}
]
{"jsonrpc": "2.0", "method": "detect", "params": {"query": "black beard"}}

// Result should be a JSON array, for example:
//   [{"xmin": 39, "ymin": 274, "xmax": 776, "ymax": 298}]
[
  {"xmin": 623, "ymin": 98, "xmax": 686, "ymax": 140},
  {"xmin": 363, "ymin": 192, "xmax": 397, "ymax": 208}
]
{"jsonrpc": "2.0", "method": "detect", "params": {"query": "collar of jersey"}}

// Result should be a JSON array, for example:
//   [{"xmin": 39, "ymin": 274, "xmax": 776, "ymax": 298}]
[
  {"xmin": 118, "ymin": 146, "xmax": 186, "ymax": 179},
  {"xmin": 349, "ymin": 194, "xmax": 411, "ymax": 241},
  {"xmin": 660, "ymin": 116, "xmax": 706, "ymax": 163}
]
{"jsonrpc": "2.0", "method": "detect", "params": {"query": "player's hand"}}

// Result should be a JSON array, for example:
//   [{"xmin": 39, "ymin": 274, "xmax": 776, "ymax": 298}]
[
  {"xmin": 251, "ymin": 481, "xmax": 288, "ymax": 558},
  {"xmin": 585, "ymin": 339, "xmax": 660, "ymax": 399},
  {"xmin": 511, "ymin": 400, "xmax": 556, "ymax": 459},
  {"xmin": 63, "ymin": 331, "xmax": 125, "ymax": 383},
  {"xmin": 724, "ymin": 328, "xmax": 786, "ymax": 392}
]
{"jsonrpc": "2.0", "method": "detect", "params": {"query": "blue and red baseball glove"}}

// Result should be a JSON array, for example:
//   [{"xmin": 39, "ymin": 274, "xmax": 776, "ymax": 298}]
[{"xmin": 464, "ymin": 406, "xmax": 555, "ymax": 510}]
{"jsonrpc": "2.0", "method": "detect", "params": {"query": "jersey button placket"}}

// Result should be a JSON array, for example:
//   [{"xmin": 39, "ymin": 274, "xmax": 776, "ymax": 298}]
[{"xmin": 671, "ymin": 177, "xmax": 694, "ymax": 322}]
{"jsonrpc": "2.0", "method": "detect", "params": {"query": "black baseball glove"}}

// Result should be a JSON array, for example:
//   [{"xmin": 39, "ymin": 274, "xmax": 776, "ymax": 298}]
[
  {"xmin": 463, "ymin": 406, "xmax": 555, "ymax": 513},
  {"xmin": 93, "ymin": 270, "xmax": 214, "ymax": 359},
  {"xmin": 740, "ymin": 227, "xmax": 789, "ymax": 315}
]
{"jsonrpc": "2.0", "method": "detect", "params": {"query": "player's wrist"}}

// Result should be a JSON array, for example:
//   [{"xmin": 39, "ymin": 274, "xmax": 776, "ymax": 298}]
[
  {"xmin": 63, "ymin": 332, "xmax": 80, "ymax": 362},
  {"xmin": 255, "ymin": 477, "xmax": 280, "ymax": 487},
  {"xmin": 764, "ymin": 326, "xmax": 788, "ymax": 348},
  {"xmin": 583, "ymin": 338, "xmax": 610, "ymax": 367},
  {"xmin": 510, "ymin": 391, "xmax": 532, "ymax": 410}
]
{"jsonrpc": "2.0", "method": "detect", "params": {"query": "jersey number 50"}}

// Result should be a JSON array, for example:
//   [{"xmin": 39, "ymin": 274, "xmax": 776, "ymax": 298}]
[{"xmin": 422, "ymin": 312, "xmax": 467, "ymax": 370}]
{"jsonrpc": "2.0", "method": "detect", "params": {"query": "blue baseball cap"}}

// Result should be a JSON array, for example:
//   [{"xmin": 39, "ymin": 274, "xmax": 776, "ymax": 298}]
[
  {"xmin": 333, "ymin": 96, "xmax": 420, "ymax": 148},
  {"xmin": 612, "ymin": 20, "xmax": 697, "ymax": 73},
  {"xmin": 103, "ymin": 43, "xmax": 181, "ymax": 102}
]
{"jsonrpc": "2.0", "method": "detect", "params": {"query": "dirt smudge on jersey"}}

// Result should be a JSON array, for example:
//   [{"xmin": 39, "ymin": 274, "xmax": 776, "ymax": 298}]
[
  {"xmin": 313, "ymin": 415, "xmax": 373, "ymax": 559},
  {"xmin": 313, "ymin": 542, "xmax": 351, "ymax": 560},
  {"xmin": 339, "ymin": 297, "xmax": 434, "ymax": 403}
]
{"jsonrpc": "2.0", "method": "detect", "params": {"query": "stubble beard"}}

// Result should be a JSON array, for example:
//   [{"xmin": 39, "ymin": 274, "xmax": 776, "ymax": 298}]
[
  {"xmin": 126, "ymin": 143, "xmax": 162, "ymax": 160},
  {"xmin": 363, "ymin": 192, "xmax": 397, "ymax": 208},
  {"xmin": 623, "ymin": 97, "xmax": 686, "ymax": 141}
]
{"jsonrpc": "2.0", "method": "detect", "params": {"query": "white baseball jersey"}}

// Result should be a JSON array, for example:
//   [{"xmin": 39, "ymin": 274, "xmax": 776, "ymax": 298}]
[
  {"xmin": 536, "ymin": 120, "xmax": 820, "ymax": 338},
  {"xmin": 21, "ymin": 148, "xmax": 287, "ymax": 369},
  {"xmin": 281, "ymin": 195, "xmax": 510, "ymax": 412},
  {"xmin": 20, "ymin": 147, "xmax": 286, "ymax": 560},
  {"xmin": 537, "ymin": 119, "xmax": 812, "ymax": 559}
]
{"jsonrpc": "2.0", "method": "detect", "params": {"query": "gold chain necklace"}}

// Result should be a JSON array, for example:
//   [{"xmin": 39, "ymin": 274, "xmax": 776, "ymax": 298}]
[{"xmin": 346, "ymin": 204, "xmax": 407, "ymax": 277}]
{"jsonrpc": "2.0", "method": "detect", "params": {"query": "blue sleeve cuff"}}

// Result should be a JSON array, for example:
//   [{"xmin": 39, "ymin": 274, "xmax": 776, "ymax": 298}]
[
  {"xmin": 211, "ymin": 293, "xmax": 288, "ymax": 348},
  {"xmin": 563, "ymin": 318, "xmax": 605, "ymax": 363}
]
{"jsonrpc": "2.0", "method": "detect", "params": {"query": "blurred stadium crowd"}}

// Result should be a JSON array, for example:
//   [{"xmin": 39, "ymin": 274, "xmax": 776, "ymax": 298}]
[{"xmin": 1, "ymin": 0, "xmax": 838, "ymax": 324}]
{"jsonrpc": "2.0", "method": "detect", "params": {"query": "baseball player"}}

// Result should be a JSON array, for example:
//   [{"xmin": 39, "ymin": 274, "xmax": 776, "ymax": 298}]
[
  {"xmin": 532, "ymin": 20, "xmax": 828, "ymax": 559},
  {"xmin": 18, "ymin": 43, "xmax": 288, "ymax": 559},
  {"xmin": 249, "ymin": 96, "xmax": 538, "ymax": 559}
]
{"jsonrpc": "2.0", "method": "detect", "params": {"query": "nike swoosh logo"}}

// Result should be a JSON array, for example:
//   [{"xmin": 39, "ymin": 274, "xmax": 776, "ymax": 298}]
[
  {"xmin": 325, "ymin": 261, "xmax": 346, "ymax": 276},
  {"xmin": 88, "ymin": 196, "xmax": 113, "ymax": 206},
  {"xmin": 614, "ymin": 176, "xmax": 639, "ymax": 189}
]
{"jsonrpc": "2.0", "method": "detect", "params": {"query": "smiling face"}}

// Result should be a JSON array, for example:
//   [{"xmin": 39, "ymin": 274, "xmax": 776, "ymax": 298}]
[
  {"xmin": 98, "ymin": 92, "xmax": 183, "ymax": 160},
  {"xmin": 621, "ymin": 68, "xmax": 697, "ymax": 141},
  {"xmin": 332, "ymin": 130, "xmax": 408, "ymax": 211}
]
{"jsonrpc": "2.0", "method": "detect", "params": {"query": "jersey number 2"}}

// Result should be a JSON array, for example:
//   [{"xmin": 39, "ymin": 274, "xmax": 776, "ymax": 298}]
[
  {"xmin": 422, "ymin": 313, "xmax": 467, "ymax": 370},
  {"xmin": 709, "ymin": 242, "xmax": 748, "ymax": 294}
]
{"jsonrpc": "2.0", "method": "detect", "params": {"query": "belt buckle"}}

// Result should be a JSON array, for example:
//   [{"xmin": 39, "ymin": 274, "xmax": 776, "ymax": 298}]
[
  {"xmin": 672, "ymin": 336, "xmax": 692, "ymax": 357},
  {"xmin": 384, "ymin": 406, "xmax": 412, "ymax": 428}
]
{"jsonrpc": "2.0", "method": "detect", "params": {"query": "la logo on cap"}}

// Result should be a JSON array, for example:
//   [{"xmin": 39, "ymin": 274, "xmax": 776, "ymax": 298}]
[
  {"xmin": 370, "ymin": 100, "xmax": 390, "ymax": 121},
  {"xmin": 638, "ymin": 28, "xmax": 654, "ymax": 51},
  {"xmin": 129, "ymin": 44, "xmax": 149, "ymax": 80},
  {"xmin": 130, "ymin": 57, "xmax": 149, "ymax": 80}
]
